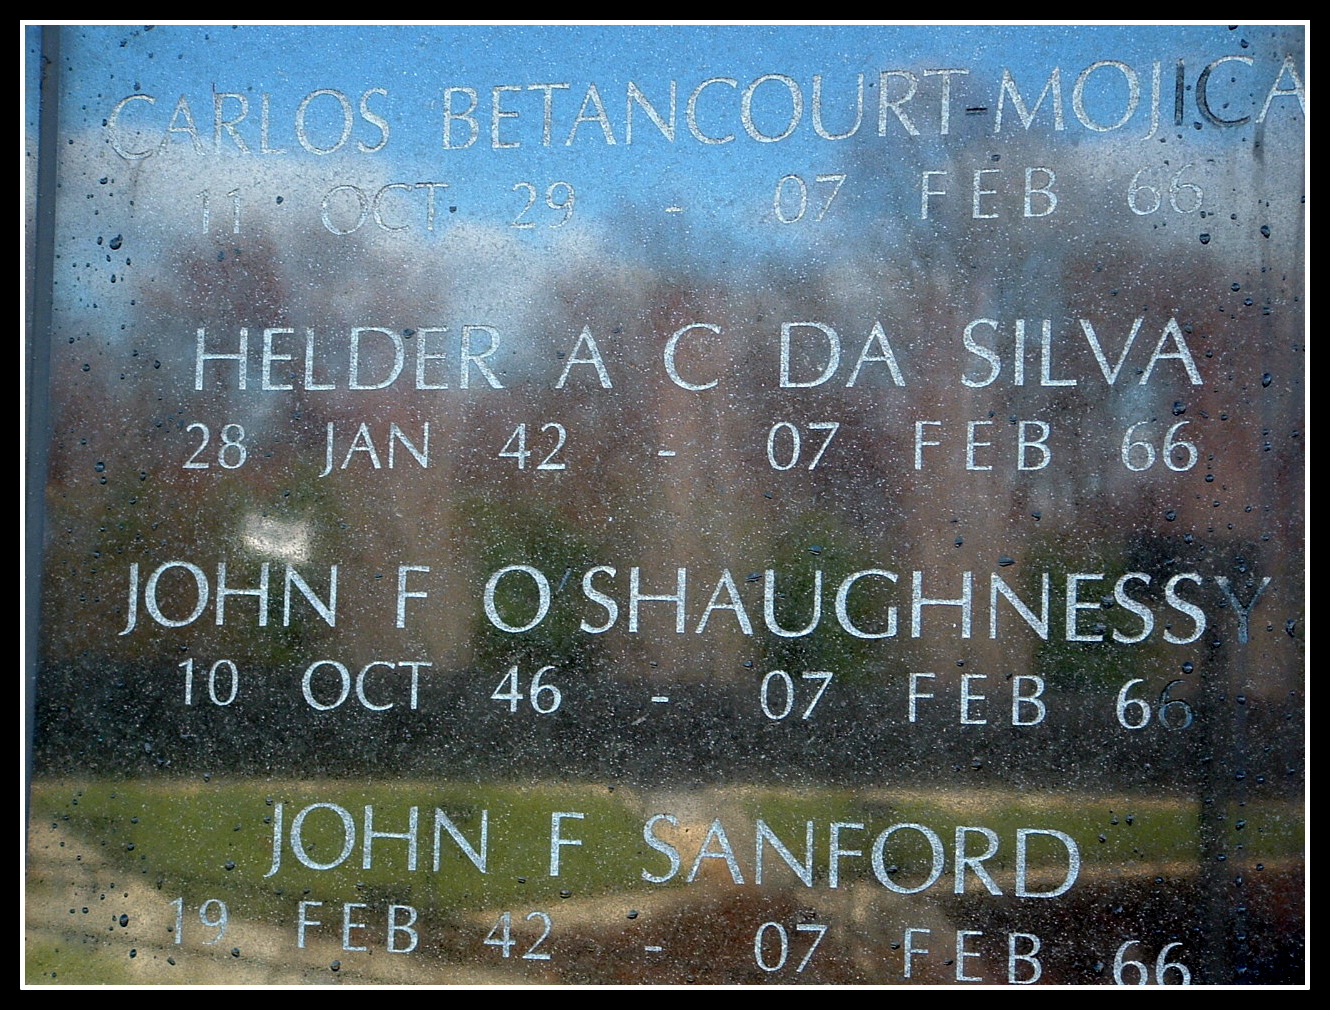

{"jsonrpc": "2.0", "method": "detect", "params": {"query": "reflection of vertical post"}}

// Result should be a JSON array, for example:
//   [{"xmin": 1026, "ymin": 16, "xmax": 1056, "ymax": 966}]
[
  {"xmin": 1174, "ymin": 59, "xmax": 1186, "ymax": 126},
  {"xmin": 1196, "ymin": 571, "xmax": 1235, "ymax": 983},
  {"xmin": 27, "ymin": 25, "xmax": 64, "ymax": 802}
]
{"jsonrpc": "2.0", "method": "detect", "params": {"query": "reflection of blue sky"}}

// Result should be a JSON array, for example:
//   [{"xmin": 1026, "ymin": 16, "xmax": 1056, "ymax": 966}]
[
  {"xmin": 59, "ymin": 23, "xmax": 1281, "ymax": 145},
  {"xmin": 52, "ymin": 25, "xmax": 1303, "ymax": 243},
  {"xmin": 34, "ymin": 22, "xmax": 1306, "ymax": 331}
]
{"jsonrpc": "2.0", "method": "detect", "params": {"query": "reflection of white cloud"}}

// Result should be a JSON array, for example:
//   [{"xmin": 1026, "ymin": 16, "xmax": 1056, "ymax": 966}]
[
  {"xmin": 59, "ymin": 143, "xmax": 627, "ymax": 342},
  {"xmin": 242, "ymin": 515, "xmax": 311, "ymax": 564}
]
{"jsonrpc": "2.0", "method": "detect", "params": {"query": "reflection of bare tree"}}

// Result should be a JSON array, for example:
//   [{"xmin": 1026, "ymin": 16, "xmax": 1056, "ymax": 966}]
[{"xmin": 37, "ymin": 118, "xmax": 1302, "ymax": 795}]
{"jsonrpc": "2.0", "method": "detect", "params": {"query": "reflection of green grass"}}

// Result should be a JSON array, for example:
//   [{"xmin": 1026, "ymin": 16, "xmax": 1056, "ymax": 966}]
[
  {"xmin": 26, "ymin": 778, "xmax": 653, "ymax": 985},
  {"xmin": 33, "ymin": 781, "xmax": 1305, "ymax": 900},
  {"xmin": 730, "ymin": 787, "xmax": 1302, "ymax": 882},
  {"xmin": 28, "ymin": 779, "xmax": 1304, "ymax": 984},
  {"xmin": 1221, "ymin": 799, "xmax": 1303, "ymax": 855},
  {"xmin": 25, "ymin": 938, "xmax": 137, "ymax": 986},
  {"xmin": 29, "ymin": 779, "xmax": 648, "ymax": 923},
  {"xmin": 30, "ymin": 778, "xmax": 1304, "ymax": 958}
]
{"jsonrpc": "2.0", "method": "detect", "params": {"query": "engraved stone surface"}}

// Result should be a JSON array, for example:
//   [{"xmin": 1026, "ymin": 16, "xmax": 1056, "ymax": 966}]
[{"xmin": 24, "ymin": 25, "xmax": 1304, "ymax": 985}]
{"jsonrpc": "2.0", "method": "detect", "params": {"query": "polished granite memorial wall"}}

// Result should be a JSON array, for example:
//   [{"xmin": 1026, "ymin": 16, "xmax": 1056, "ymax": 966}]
[{"xmin": 24, "ymin": 24, "xmax": 1304, "ymax": 985}]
